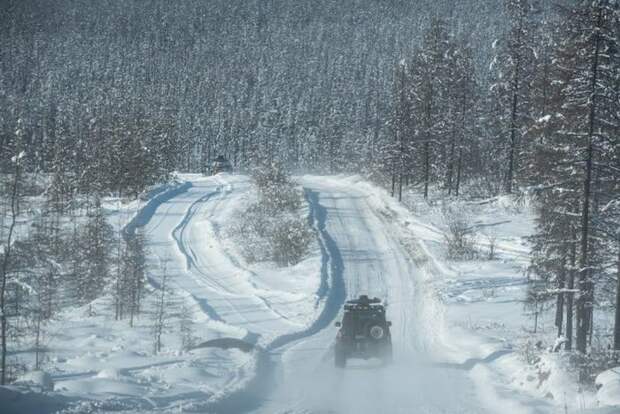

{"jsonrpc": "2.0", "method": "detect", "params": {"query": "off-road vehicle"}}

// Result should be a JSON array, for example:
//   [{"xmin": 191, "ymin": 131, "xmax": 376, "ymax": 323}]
[
  {"xmin": 334, "ymin": 295, "xmax": 392, "ymax": 368},
  {"xmin": 210, "ymin": 155, "xmax": 233, "ymax": 174}
]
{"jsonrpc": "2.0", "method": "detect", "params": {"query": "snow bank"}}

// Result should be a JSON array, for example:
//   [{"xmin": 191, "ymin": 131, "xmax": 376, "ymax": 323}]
[{"xmin": 596, "ymin": 367, "xmax": 620, "ymax": 407}]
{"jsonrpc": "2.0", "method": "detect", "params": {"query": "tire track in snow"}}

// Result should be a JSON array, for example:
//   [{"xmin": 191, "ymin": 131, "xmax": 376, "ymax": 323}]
[
  {"xmin": 204, "ymin": 182, "xmax": 424, "ymax": 414},
  {"xmin": 123, "ymin": 181, "xmax": 192, "ymax": 240},
  {"xmin": 122, "ymin": 181, "xmax": 193, "ymax": 290},
  {"xmin": 171, "ymin": 182, "xmax": 247, "ymax": 294},
  {"xmin": 192, "ymin": 180, "xmax": 299, "ymax": 326},
  {"xmin": 169, "ymin": 182, "xmax": 264, "ymax": 344},
  {"xmin": 110, "ymin": 177, "xmax": 272, "ymax": 413},
  {"xmin": 197, "ymin": 188, "xmax": 346, "ymax": 414},
  {"xmin": 267, "ymin": 189, "xmax": 346, "ymax": 351},
  {"xmin": 172, "ymin": 179, "xmax": 291, "ymax": 340},
  {"xmin": 167, "ymin": 186, "xmax": 227, "ymax": 323},
  {"xmin": 171, "ymin": 186, "xmax": 220, "ymax": 273}
]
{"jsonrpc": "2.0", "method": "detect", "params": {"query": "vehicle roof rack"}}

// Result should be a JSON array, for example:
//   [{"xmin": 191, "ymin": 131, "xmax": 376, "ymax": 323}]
[
  {"xmin": 344, "ymin": 295, "xmax": 383, "ymax": 310},
  {"xmin": 346, "ymin": 295, "xmax": 381, "ymax": 304}
]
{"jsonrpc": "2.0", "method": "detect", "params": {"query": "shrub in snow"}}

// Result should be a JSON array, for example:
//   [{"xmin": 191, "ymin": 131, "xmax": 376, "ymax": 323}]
[
  {"xmin": 229, "ymin": 163, "xmax": 313, "ymax": 266},
  {"xmin": 232, "ymin": 202, "xmax": 312, "ymax": 266},
  {"xmin": 483, "ymin": 232, "xmax": 498, "ymax": 260},
  {"xmin": 441, "ymin": 203, "xmax": 478, "ymax": 260},
  {"xmin": 179, "ymin": 303, "xmax": 197, "ymax": 350},
  {"xmin": 271, "ymin": 214, "xmax": 313, "ymax": 266},
  {"xmin": 521, "ymin": 339, "xmax": 543, "ymax": 365}
]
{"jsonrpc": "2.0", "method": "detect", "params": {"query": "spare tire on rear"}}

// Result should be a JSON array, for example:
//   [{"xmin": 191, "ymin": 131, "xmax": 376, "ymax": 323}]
[{"xmin": 367, "ymin": 323, "xmax": 385, "ymax": 340}]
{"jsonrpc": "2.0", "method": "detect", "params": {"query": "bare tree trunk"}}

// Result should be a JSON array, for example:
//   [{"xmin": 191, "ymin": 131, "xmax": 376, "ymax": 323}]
[
  {"xmin": 423, "ymin": 82, "xmax": 433, "ymax": 199},
  {"xmin": 398, "ymin": 138, "xmax": 404, "ymax": 202},
  {"xmin": 566, "ymin": 235, "xmax": 577, "ymax": 351},
  {"xmin": 533, "ymin": 294, "xmax": 539, "ymax": 334},
  {"xmin": 556, "ymin": 260, "xmax": 566, "ymax": 337},
  {"xmin": 576, "ymin": 4, "xmax": 603, "ymax": 355},
  {"xmin": 394, "ymin": 63, "xmax": 407, "ymax": 202},
  {"xmin": 34, "ymin": 312, "xmax": 42, "ymax": 370},
  {"xmin": 398, "ymin": 169, "xmax": 403, "ymax": 202},
  {"xmin": 505, "ymin": 15, "xmax": 523, "ymax": 195},
  {"xmin": 391, "ymin": 171, "xmax": 396, "ymax": 197},
  {"xmin": 455, "ymin": 93, "xmax": 467, "ymax": 198},
  {"xmin": 117, "ymin": 192, "xmax": 123, "ymax": 321},
  {"xmin": 153, "ymin": 260, "xmax": 169, "ymax": 354},
  {"xmin": 423, "ymin": 141, "xmax": 430, "ymax": 198},
  {"xmin": 455, "ymin": 135, "xmax": 463, "ymax": 198},
  {"xmin": 446, "ymin": 108, "xmax": 456, "ymax": 195}
]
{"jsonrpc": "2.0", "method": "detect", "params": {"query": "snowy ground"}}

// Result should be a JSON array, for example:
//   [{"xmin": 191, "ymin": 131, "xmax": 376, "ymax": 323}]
[
  {"xmin": 400, "ymin": 183, "xmax": 614, "ymax": 412},
  {"xmin": 3, "ymin": 174, "xmax": 618, "ymax": 413}
]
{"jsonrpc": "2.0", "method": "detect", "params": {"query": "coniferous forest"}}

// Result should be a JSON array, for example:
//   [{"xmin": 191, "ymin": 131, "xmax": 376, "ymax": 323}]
[{"xmin": 0, "ymin": 0, "xmax": 618, "ymax": 400}]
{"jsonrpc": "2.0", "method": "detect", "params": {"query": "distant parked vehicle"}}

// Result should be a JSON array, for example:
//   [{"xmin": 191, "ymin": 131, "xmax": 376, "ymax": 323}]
[
  {"xmin": 334, "ymin": 295, "xmax": 393, "ymax": 368},
  {"xmin": 210, "ymin": 155, "xmax": 233, "ymax": 175}
]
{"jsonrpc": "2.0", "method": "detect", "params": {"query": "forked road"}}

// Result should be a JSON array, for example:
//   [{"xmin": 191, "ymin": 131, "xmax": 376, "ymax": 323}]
[{"xmin": 144, "ymin": 174, "xmax": 551, "ymax": 414}]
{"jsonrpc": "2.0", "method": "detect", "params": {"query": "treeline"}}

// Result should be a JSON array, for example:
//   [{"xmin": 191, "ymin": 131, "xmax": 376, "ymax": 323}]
[{"xmin": 0, "ymin": 0, "xmax": 507, "ymax": 196}]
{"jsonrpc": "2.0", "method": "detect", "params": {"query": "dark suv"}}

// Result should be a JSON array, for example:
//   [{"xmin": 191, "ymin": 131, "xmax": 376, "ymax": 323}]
[
  {"xmin": 210, "ymin": 155, "xmax": 233, "ymax": 174},
  {"xmin": 334, "ymin": 295, "xmax": 393, "ymax": 367}
]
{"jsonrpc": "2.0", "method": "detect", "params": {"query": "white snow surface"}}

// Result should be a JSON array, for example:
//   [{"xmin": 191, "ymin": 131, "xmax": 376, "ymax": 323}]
[
  {"xmin": 596, "ymin": 367, "xmax": 620, "ymax": 407},
  {"xmin": 3, "ymin": 173, "xmax": 617, "ymax": 413}
]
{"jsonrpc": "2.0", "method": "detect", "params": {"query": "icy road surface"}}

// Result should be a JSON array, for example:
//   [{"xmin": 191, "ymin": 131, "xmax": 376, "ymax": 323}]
[{"xmin": 139, "ymin": 174, "xmax": 554, "ymax": 414}]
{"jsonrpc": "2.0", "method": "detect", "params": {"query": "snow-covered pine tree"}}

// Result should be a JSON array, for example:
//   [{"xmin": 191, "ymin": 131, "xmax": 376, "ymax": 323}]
[
  {"xmin": 152, "ymin": 258, "xmax": 171, "ymax": 355},
  {"xmin": 559, "ymin": 0, "xmax": 618, "ymax": 356},
  {"xmin": 526, "ymin": 16, "xmax": 581, "ymax": 350},
  {"xmin": 402, "ymin": 18, "xmax": 453, "ymax": 199},
  {"xmin": 179, "ymin": 303, "xmax": 195, "ymax": 351},
  {"xmin": 489, "ymin": 0, "xmax": 538, "ymax": 194},
  {"xmin": 445, "ymin": 42, "xmax": 479, "ymax": 197},
  {"xmin": 390, "ymin": 59, "xmax": 410, "ymax": 200},
  {"xmin": 529, "ymin": 0, "xmax": 619, "ymax": 357},
  {"xmin": 74, "ymin": 196, "xmax": 113, "ymax": 307},
  {"xmin": 420, "ymin": 18, "xmax": 452, "ymax": 199},
  {"xmin": 124, "ymin": 232, "xmax": 147, "ymax": 327}
]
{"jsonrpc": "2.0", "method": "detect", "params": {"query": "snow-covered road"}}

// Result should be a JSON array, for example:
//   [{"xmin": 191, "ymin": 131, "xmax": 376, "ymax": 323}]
[
  {"xmin": 140, "ymin": 174, "xmax": 554, "ymax": 413},
  {"xmin": 144, "ymin": 174, "xmax": 310, "ymax": 346},
  {"xmin": 256, "ymin": 176, "xmax": 488, "ymax": 414}
]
